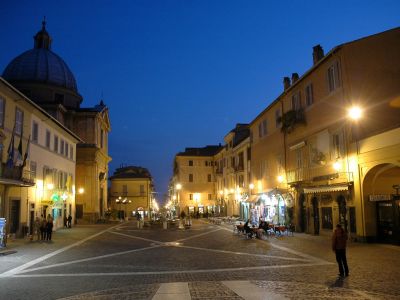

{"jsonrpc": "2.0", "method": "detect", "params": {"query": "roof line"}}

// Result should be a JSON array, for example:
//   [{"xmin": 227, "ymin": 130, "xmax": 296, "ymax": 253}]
[{"xmin": 0, "ymin": 77, "xmax": 83, "ymax": 142}]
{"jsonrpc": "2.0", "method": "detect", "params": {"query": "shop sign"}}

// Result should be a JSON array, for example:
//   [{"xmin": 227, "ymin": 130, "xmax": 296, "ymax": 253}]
[
  {"xmin": 369, "ymin": 194, "xmax": 391, "ymax": 202},
  {"xmin": 51, "ymin": 193, "xmax": 60, "ymax": 202},
  {"xmin": 321, "ymin": 194, "xmax": 332, "ymax": 201},
  {"xmin": 41, "ymin": 200, "xmax": 53, "ymax": 205}
]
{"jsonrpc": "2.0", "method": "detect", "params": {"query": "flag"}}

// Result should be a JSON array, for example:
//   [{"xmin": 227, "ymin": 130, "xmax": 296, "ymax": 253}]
[
  {"xmin": 6, "ymin": 126, "xmax": 15, "ymax": 168},
  {"xmin": 15, "ymin": 128, "xmax": 24, "ymax": 167},
  {"xmin": 22, "ymin": 135, "xmax": 31, "ymax": 168}
]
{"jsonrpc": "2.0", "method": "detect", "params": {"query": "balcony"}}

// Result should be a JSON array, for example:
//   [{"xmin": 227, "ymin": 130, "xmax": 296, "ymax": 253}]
[
  {"xmin": 287, "ymin": 166, "xmax": 353, "ymax": 185},
  {"xmin": 278, "ymin": 108, "xmax": 306, "ymax": 134},
  {"xmin": 234, "ymin": 164, "xmax": 244, "ymax": 172},
  {"xmin": 0, "ymin": 163, "xmax": 36, "ymax": 186}
]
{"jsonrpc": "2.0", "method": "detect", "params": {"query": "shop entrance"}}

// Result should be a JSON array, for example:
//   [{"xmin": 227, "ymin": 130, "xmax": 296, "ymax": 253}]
[
  {"xmin": 312, "ymin": 197, "xmax": 319, "ymax": 235},
  {"xmin": 377, "ymin": 198, "xmax": 400, "ymax": 244},
  {"xmin": 363, "ymin": 163, "xmax": 400, "ymax": 244}
]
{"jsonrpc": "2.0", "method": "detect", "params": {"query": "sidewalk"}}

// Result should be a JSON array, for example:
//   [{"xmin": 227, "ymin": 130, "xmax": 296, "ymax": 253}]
[{"xmin": 0, "ymin": 223, "xmax": 115, "ymax": 274}]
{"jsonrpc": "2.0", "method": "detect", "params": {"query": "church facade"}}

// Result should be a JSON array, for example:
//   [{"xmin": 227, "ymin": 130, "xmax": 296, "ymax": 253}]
[{"xmin": 2, "ymin": 20, "xmax": 111, "ymax": 224}]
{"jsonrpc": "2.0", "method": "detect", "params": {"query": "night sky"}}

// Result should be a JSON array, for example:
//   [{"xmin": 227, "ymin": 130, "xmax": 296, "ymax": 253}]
[{"xmin": 1, "ymin": 1, "xmax": 399, "ymax": 201}]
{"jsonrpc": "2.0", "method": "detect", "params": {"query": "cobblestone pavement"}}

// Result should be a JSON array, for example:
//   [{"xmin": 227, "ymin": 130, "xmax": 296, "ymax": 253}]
[{"xmin": 0, "ymin": 220, "xmax": 399, "ymax": 299}]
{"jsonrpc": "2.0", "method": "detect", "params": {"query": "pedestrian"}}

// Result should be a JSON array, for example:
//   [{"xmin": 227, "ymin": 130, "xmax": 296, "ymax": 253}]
[
  {"xmin": 34, "ymin": 217, "xmax": 41, "ymax": 241},
  {"xmin": 67, "ymin": 214, "xmax": 72, "ymax": 228},
  {"xmin": 64, "ymin": 215, "xmax": 68, "ymax": 228},
  {"xmin": 46, "ymin": 215, "xmax": 53, "ymax": 241},
  {"xmin": 40, "ymin": 215, "xmax": 47, "ymax": 241},
  {"xmin": 332, "ymin": 223, "xmax": 349, "ymax": 278}
]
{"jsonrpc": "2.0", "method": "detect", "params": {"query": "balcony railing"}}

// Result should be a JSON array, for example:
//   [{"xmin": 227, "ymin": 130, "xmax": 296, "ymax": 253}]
[
  {"xmin": 234, "ymin": 165, "xmax": 244, "ymax": 172},
  {"xmin": 286, "ymin": 166, "xmax": 353, "ymax": 184},
  {"xmin": 0, "ymin": 163, "xmax": 36, "ymax": 185}
]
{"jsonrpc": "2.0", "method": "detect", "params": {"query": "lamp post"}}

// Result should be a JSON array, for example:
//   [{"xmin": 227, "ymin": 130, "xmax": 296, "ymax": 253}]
[
  {"xmin": 347, "ymin": 105, "xmax": 363, "ymax": 235},
  {"xmin": 277, "ymin": 175, "xmax": 284, "ymax": 225},
  {"xmin": 176, "ymin": 183, "xmax": 182, "ymax": 216},
  {"xmin": 116, "ymin": 196, "xmax": 122, "ymax": 220}
]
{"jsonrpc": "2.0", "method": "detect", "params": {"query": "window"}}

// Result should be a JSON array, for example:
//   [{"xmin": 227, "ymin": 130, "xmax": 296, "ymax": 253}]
[
  {"xmin": 305, "ymin": 84, "xmax": 314, "ymax": 106},
  {"xmin": 100, "ymin": 129, "xmax": 104, "ymax": 148},
  {"xmin": 188, "ymin": 160, "xmax": 193, "ymax": 166},
  {"xmin": 291, "ymin": 92, "xmax": 301, "ymax": 110},
  {"xmin": 205, "ymin": 161, "xmax": 208, "ymax": 166},
  {"xmin": 277, "ymin": 155, "xmax": 284, "ymax": 175},
  {"xmin": 54, "ymin": 136, "xmax": 59, "ymax": 153},
  {"xmin": 70, "ymin": 145, "xmax": 73, "ymax": 159},
  {"xmin": 189, "ymin": 174, "xmax": 193, "ymax": 182},
  {"xmin": 122, "ymin": 185, "xmax": 128, "ymax": 196},
  {"xmin": 321, "ymin": 207, "xmax": 333, "ymax": 229},
  {"xmin": 0, "ymin": 97, "xmax": 5, "ymax": 128},
  {"xmin": 238, "ymin": 175, "xmax": 244, "ymax": 187},
  {"xmin": 258, "ymin": 123, "xmax": 262, "ymax": 138},
  {"xmin": 207, "ymin": 174, "xmax": 212, "ymax": 182},
  {"xmin": 327, "ymin": 62, "xmax": 341, "ymax": 92},
  {"xmin": 190, "ymin": 194, "xmax": 193, "ymax": 200},
  {"xmin": 275, "ymin": 109, "xmax": 281, "ymax": 128},
  {"xmin": 15, "ymin": 108, "xmax": 24, "ymax": 136},
  {"xmin": 140, "ymin": 185, "xmax": 145, "ymax": 196},
  {"xmin": 32, "ymin": 121, "xmax": 39, "ymax": 143},
  {"xmin": 60, "ymin": 139, "xmax": 64, "ymax": 155},
  {"xmin": 30, "ymin": 161, "xmax": 37, "ymax": 179},
  {"xmin": 208, "ymin": 194, "xmax": 212, "ymax": 200},
  {"xmin": 332, "ymin": 133, "xmax": 343, "ymax": 159},
  {"xmin": 58, "ymin": 171, "xmax": 64, "ymax": 189},
  {"xmin": 45, "ymin": 130, "xmax": 51, "ymax": 149},
  {"xmin": 65, "ymin": 142, "xmax": 69, "ymax": 157},
  {"xmin": 262, "ymin": 119, "xmax": 268, "ymax": 136},
  {"xmin": 296, "ymin": 149, "xmax": 302, "ymax": 169}
]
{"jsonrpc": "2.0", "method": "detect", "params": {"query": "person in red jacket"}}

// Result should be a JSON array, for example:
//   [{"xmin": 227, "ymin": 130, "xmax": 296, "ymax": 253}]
[{"xmin": 332, "ymin": 223, "xmax": 349, "ymax": 278}]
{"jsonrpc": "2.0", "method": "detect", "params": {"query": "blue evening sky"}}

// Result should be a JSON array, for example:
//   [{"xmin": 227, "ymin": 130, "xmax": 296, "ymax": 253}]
[{"xmin": 1, "ymin": 1, "xmax": 399, "ymax": 200}]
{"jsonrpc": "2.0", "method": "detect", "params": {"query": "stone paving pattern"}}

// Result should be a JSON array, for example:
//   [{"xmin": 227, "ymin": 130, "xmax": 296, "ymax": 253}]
[{"xmin": 0, "ymin": 220, "xmax": 399, "ymax": 299}]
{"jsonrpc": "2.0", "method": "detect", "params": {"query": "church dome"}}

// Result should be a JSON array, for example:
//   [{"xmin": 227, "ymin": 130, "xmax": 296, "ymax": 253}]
[
  {"xmin": 3, "ymin": 48, "xmax": 78, "ymax": 92},
  {"xmin": 2, "ymin": 19, "xmax": 78, "ymax": 93}
]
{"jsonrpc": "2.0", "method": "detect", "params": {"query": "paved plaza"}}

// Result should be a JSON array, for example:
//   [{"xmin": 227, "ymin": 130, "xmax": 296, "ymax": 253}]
[{"xmin": 0, "ymin": 220, "xmax": 399, "ymax": 299}]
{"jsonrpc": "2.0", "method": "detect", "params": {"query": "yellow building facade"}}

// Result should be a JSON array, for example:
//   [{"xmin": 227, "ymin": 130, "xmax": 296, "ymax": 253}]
[
  {"xmin": 173, "ymin": 146, "xmax": 222, "ymax": 217},
  {"xmin": 215, "ymin": 124, "xmax": 251, "ymax": 218},
  {"xmin": 74, "ymin": 105, "xmax": 111, "ymax": 223},
  {"xmin": 109, "ymin": 166, "xmax": 153, "ymax": 220},
  {"xmin": 0, "ymin": 78, "xmax": 80, "ymax": 236},
  {"xmin": 250, "ymin": 27, "xmax": 400, "ymax": 243}
]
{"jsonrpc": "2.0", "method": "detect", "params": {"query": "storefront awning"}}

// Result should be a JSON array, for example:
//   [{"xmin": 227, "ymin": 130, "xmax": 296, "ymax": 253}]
[
  {"xmin": 303, "ymin": 185, "xmax": 349, "ymax": 194},
  {"xmin": 247, "ymin": 195, "xmax": 260, "ymax": 203}
]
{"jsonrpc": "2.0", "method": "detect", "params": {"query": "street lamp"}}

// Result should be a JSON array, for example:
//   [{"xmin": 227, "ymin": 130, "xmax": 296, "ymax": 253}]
[
  {"xmin": 116, "ymin": 196, "xmax": 122, "ymax": 220},
  {"xmin": 346, "ymin": 105, "xmax": 363, "ymax": 234},
  {"xmin": 348, "ymin": 106, "xmax": 362, "ymax": 121}
]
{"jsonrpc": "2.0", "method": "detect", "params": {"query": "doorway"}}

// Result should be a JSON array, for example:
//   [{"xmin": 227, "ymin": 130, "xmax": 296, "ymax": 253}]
[
  {"xmin": 10, "ymin": 199, "xmax": 20, "ymax": 234},
  {"xmin": 299, "ymin": 193, "xmax": 306, "ymax": 232},
  {"xmin": 377, "ymin": 199, "xmax": 400, "ymax": 244},
  {"xmin": 312, "ymin": 197, "xmax": 319, "ymax": 235}
]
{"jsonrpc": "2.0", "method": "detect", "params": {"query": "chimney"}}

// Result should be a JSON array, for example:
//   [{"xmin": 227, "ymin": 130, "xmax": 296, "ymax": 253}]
[
  {"xmin": 283, "ymin": 77, "xmax": 291, "ymax": 90},
  {"xmin": 291, "ymin": 73, "xmax": 299, "ymax": 84},
  {"xmin": 312, "ymin": 45, "xmax": 324, "ymax": 65}
]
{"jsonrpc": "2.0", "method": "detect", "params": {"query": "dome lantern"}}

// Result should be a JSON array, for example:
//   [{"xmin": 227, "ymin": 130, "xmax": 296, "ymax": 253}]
[{"xmin": 34, "ymin": 17, "xmax": 52, "ymax": 50}]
